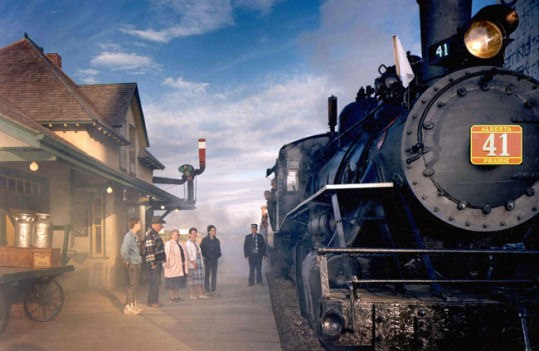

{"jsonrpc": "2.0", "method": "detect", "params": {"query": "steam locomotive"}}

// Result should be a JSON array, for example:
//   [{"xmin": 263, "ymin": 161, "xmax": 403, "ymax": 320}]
[{"xmin": 266, "ymin": 1, "xmax": 538, "ymax": 349}]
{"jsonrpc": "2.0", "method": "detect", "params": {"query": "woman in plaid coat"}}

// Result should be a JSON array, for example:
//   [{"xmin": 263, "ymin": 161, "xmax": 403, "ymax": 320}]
[{"xmin": 185, "ymin": 227, "xmax": 208, "ymax": 299}]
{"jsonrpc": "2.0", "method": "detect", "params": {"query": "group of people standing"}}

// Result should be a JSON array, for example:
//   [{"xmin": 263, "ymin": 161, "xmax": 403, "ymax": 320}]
[
  {"xmin": 120, "ymin": 217, "xmax": 268, "ymax": 316},
  {"xmin": 120, "ymin": 216, "xmax": 222, "ymax": 315}
]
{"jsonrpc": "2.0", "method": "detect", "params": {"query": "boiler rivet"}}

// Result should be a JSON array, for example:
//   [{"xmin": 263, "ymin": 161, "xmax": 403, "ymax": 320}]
[
  {"xmin": 525, "ymin": 188, "xmax": 535, "ymax": 196},
  {"xmin": 407, "ymin": 130, "xmax": 412, "ymax": 135},
  {"xmin": 448, "ymin": 216, "xmax": 454, "ymax": 221},
  {"xmin": 517, "ymin": 215, "xmax": 522, "ymax": 220},
  {"xmin": 505, "ymin": 201, "xmax": 515, "ymax": 211},
  {"xmin": 412, "ymin": 181, "xmax": 418, "ymax": 185},
  {"xmin": 423, "ymin": 121, "xmax": 434, "ymax": 129},
  {"xmin": 423, "ymin": 168, "xmax": 434, "ymax": 177},
  {"xmin": 533, "ymin": 207, "xmax": 537, "ymax": 212},
  {"xmin": 465, "ymin": 221, "xmax": 471, "ymax": 227},
  {"xmin": 500, "ymin": 221, "xmax": 505, "ymax": 226},
  {"xmin": 457, "ymin": 87, "xmax": 467, "ymax": 97},
  {"xmin": 437, "ymin": 102, "xmax": 445, "ymax": 108},
  {"xmin": 457, "ymin": 201, "xmax": 467, "ymax": 210},
  {"xmin": 421, "ymin": 100, "xmax": 426, "ymax": 104},
  {"xmin": 482, "ymin": 205, "xmax": 492, "ymax": 214},
  {"xmin": 422, "ymin": 195, "xmax": 427, "ymax": 200},
  {"xmin": 505, "ymin": 84, "xmax": 514, "ymax": 95},
  {"xmin": 412, "ymin": 114, "xmax": 417, "ymax": 119},
  {"xmin": 483, "ymin": 223, "xmax": 488, "ymax": 228},
  {"xmin": 433, "ymin": 207, "xmax": 439, "ymax": 212}
]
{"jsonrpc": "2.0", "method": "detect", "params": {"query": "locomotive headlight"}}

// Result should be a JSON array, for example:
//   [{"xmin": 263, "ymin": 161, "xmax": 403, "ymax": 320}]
[
  {"xmin": 321, "ymin": 311, "xmax": 344, "ymax": 339},
  {"xmin": 464, "ymin": 20, "xmax": 503, "ymax": 59}
]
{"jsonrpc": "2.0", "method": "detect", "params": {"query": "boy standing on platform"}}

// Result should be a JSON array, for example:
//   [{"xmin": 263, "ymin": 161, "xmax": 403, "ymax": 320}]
[
  {"xmin": 120, "ymin": 217, "xmax": 143, "ymax": 315},
  {"xmin": 243, "ymin": 223, "xmax": 267, "ymax": 286},
  {"xmin": 200, "ymin": 224, "xmax": 222, "ymax": 296}
]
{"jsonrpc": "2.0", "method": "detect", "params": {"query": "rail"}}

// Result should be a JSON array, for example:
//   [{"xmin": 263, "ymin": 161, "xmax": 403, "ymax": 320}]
[{"xmin": 316, "ymin": 247, "xmax": 539, "ymax": 298}]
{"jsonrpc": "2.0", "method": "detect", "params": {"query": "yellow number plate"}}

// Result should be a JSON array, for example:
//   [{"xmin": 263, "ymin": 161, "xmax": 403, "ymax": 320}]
[{"xmin": 470, "ymin": 125, "xmax": 522, "ymax": 165}]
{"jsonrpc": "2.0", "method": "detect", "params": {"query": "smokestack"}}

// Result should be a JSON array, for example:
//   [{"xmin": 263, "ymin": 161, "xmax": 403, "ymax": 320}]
[
  {"xmin": 47, "ymin": 53, "xmax": 62, "ymax": 69},
  {"xmin": 328, "ymin": 96, "xmax": 337, "ymax": 134},
  {"xmin": 198, "ymin": 138, "xmax": 206, "ymax": 172},
  {"xmin": 417, "ymin": 0, "xmax": 471, "ymax": 84}
]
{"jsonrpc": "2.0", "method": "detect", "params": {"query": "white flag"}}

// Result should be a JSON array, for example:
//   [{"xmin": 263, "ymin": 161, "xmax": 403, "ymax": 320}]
[{"xmin": 392, "ymin": 34, "xmax": 414, "ymax": 88}]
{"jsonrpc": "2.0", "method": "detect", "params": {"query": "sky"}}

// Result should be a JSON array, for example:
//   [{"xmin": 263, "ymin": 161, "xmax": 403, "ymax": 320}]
[{"xmin": 0, "ymin": 0, "xmax": 495, "ymax": 239}]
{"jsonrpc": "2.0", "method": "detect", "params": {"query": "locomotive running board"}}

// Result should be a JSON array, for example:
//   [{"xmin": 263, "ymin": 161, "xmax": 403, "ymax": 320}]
[{"xmin": 277, "ymin": 182, "xmax": 394, "ymax": 236}]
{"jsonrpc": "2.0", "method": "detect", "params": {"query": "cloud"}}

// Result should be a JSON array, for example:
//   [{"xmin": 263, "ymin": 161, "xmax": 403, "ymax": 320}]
[
  {"xmin": 120, "ymin": 0, "xmax": 234, "ymax": 43},
  {"xmin": 75, "ymin": 68, "xmax": 100, "ymax": 84},
  {"xmin": 162, "ymin": 76, "xmax": 210, "ymax": 94},
  {"xmin": 234, "ymin": 0, "xmax": 280, "ymax": 15},
  {"xmin": 298, "ymin": 0, "xmax": 420, "ymax": 103},
  {"xmin": 90, "ymin": 51, "xmax": 160, "ymax": 72},
  {"xmin": 145, "ymin": 72, "xmax": 332, "ymax": 234}
]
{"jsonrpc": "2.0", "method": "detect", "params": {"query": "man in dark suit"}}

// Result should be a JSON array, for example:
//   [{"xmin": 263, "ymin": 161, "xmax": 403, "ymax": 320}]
[{"xmin": 243, "ymin": 223, "xmax": 267, "ymax": 286}]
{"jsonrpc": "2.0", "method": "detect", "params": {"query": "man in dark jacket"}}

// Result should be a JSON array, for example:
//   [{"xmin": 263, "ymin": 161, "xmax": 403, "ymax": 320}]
[
  {"xmin": 243, "ymin": 223, "xmax": 267, "ymax": 286},
  {"xmin": 143, "ymin": 216, "xmax": 166, "ymax": 307},
  {"xmin": 200, "ymin": 224, "xmax": 221, "ymax": 296}
]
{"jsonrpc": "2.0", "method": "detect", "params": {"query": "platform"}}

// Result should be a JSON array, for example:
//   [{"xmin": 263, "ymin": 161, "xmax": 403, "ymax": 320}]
[{"xmin": 0, "ymin": 267, "xmax": 282, "ymax": 351}]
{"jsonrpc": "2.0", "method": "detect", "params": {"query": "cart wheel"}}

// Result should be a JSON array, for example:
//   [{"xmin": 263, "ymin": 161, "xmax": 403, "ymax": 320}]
[
  {"xmin": 0, "ymin": 289, "xmax": 8, "ymax": 335},
  {"xmin": 23, "ymin": 279, "xmax": 65, "ymax": 322}
]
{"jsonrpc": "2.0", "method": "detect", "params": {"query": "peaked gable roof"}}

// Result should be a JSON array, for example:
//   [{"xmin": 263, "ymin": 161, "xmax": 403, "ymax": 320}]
[
  {"xmin": 79, "ymin": 83, "xmax": 136, "ymax": 126},
  {"xmin": 0, "ymin": 37, "xmax": 126, "ymax": 143},
  {"xmin": 79, "ymin": 83, "xmax": 150, "ymax": 146}
]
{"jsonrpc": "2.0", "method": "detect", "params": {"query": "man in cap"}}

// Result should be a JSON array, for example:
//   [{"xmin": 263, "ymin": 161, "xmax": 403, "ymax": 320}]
[
  {"xmin": 243, "ymin": 223, "xmax": 267, "ymax": 286},
  {"xmin": 143, "ymin": 216, "xmax": 166, "ymax": 307}
]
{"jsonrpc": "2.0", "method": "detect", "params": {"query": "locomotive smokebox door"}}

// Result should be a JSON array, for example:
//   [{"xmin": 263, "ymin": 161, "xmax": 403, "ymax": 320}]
[{"xmin": 402, "ymin": 66, "xmax": 538, "ymax": 232}]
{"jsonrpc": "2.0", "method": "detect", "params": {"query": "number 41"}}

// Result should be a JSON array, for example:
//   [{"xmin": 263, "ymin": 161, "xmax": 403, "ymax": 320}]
[{"xmin": 483, "ymin": 133, "xmax": 509, "ymax": 156}]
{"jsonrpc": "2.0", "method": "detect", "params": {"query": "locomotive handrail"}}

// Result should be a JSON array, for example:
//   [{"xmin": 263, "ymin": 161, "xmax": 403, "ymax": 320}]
[
  {"xmin": 317, "ymin": 248, "xmax": 539, "ymax": 255},
  {"xmin": 350, "ymin": 278, "xmax": 537, "ymax": 284},
  {"xmin": 277, "ymin": 182, "xmax": 394, "ymax": 233}
]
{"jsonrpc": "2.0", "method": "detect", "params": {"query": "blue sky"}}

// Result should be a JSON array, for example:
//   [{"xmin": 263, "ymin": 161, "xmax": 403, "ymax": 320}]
[{"xmin": 0, "ymin": 0, "xmax": 495, "ymax": 235}]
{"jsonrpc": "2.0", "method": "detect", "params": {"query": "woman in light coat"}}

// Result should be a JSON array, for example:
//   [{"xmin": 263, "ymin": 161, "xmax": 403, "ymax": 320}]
[
  {"xmin": 185, "ymin": 227, "xmax": 208, "ymax": 299},
  {"xmin": 163, "ymin": 229, "xmax": 188, "ymax": 302}
]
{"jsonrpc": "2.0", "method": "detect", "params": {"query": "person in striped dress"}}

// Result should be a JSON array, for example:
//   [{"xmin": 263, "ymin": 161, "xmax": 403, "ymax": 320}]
[{"xmin": 185, "ymin": 227, "xmax": 208, "ymax": 299}]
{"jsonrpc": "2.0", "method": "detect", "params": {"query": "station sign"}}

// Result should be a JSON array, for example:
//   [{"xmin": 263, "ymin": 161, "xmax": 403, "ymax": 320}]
[{"xmin": 470, "ymin": 125, "xmax": 522, "ymax": 165}]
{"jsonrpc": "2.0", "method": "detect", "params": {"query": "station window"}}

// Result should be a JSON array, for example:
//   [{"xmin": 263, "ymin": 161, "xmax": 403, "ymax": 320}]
[
  {"xmin": 8, "ymin": 178, "xmax": 15, "ymax": 191},
  {"xmin": 16, "ymin": 179, "xmax": 24, "ymax": 193},
  {"xmin": 1, "ymin": 176, "xmax": 40, "ymax": 195},
  {"xmin": 129, "ymin": 125, "xmax": 136, "ymax": 174},
  {"xmin": 91, "ymin": 196, "xmax": 105, "ymax": 257}
]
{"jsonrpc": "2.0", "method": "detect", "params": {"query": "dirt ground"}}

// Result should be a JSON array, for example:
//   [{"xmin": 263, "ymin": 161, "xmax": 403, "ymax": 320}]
[{"xmin": 267, "ymin": 274, "xmax": 325, "ymax": 351}]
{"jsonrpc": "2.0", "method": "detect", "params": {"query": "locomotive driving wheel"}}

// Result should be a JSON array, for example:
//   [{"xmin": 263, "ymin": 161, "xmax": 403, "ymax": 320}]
[
  {"xmin": 23, "ymin": 279, "xmax": 65, "ymax": 322},
  {"xmin": 0, "ymin": 288, "xmax": 8, "ymax": 335}
]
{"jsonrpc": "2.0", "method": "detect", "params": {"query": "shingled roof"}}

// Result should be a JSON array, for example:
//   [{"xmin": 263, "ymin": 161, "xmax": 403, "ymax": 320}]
[
  {"xmin": 79, "ymin": 83, "xmax": 136, "ymax": 126},
  {"xmin": 0, "ymin": 37, "xmax": 126, "ymax": 144},
  {"xmin": 79, "ymin": 83, "xmax": 150, "ymax": 146}
]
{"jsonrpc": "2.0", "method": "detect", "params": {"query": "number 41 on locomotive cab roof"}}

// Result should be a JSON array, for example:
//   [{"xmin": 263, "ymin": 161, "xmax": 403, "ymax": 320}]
[{"xmin": 470, "ymin": 125, "xmax": 522, "ymax": 165}]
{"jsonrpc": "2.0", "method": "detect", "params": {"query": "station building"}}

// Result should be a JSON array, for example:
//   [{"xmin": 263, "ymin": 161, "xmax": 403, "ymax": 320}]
[{"xmin": 0, "ymin": 36, "xmax": 192, "ymax": 290}]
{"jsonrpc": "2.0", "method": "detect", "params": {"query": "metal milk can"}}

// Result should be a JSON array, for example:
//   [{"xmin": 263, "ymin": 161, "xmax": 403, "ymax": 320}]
[
  {"xmin": 33, "ymin": 213, "xmax": 53, "ymax": 248},
  {"xmin": 14, "ymin": 213, "xmax": 35, "ymax": 248}
]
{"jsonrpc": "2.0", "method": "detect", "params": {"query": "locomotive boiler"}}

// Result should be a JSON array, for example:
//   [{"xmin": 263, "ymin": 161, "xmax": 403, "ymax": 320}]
[{"xmin": 266, "ymin": 1, "xmax": 538, "ymax": 349}]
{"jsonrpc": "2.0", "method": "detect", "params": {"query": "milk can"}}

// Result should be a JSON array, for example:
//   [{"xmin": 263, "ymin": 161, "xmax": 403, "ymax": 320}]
[
  {"xmin": 33, "ymin": 213, "xmax": 53, "ymax": 248},
  {"xmin": 14, "ymin": 213, "xmax": 35, "ymax": 247}
]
